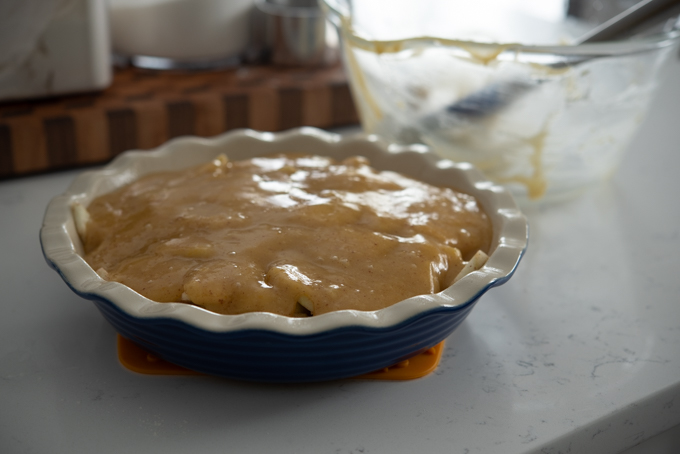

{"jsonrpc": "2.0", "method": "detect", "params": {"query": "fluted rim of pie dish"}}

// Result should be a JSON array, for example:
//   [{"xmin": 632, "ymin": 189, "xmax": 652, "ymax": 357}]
[{"xmin": 41, "ymin": 127, "xmax": 528, "ymax": 336}]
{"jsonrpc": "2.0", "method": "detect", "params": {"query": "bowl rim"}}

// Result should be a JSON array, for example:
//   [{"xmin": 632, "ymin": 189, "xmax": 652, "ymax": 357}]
[
  {"xmin": 40, "ymin": 127, "xmax": 528, "ymax": 336},
  {"xmin": 319, "ymin": 0, "xmax": 680, "ymax": 56}
]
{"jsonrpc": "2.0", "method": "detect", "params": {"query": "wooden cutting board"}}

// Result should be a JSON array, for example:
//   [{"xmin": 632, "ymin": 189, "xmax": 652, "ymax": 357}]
[{"xmin": 0, "ymin": 64, "xmax": 359, "ymax": 179}]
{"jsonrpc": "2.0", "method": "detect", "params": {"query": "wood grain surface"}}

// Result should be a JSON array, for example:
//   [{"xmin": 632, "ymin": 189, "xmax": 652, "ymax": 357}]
[{"xmin": 0, "ymin": 64, "xmax": 359, "ymax": 179}]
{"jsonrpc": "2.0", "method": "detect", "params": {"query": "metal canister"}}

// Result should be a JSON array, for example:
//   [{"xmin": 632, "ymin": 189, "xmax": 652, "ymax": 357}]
[{"xmin": 254, "ymin": 0, "xmax": 340, "ymax": 66}]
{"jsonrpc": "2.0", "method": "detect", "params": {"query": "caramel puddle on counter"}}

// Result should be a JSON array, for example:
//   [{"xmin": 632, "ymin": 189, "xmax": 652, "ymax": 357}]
[{"xmin": 117, "ymin": 334, "xmax": 444, "ymax": 380}]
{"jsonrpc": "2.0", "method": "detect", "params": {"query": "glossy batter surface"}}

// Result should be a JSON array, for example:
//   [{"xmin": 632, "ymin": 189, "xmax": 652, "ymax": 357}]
[{"xmin": 82, "ymin": 154, "xmax": 492, "ymax": 316}]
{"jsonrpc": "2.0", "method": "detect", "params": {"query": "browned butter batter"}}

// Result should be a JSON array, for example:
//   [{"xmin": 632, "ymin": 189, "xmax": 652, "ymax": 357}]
[{"xmin": 82, "ymin": 154, "xmax": 492, "ymax": 316}]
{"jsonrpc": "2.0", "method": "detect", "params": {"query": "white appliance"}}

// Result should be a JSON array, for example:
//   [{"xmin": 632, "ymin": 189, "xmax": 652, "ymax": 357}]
[{"xmin": 0, "ymin": 0, "xmax": 111, "ymax": 102}]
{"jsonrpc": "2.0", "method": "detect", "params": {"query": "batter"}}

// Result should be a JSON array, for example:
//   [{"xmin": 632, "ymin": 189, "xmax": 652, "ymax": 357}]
[{"xmin": 78, "ymin": 153, "xmax": 492, "ymax": 316}]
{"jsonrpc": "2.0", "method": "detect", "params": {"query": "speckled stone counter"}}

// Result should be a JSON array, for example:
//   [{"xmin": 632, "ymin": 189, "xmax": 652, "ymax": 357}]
[{"xmin": 1, "ymin": 59, "xmax": 679, "ymax": 454}]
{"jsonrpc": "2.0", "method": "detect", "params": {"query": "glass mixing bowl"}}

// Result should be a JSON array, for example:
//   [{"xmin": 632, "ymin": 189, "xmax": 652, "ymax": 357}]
[{"xmin": 320, "ymin": 0, "xmax": 680, "ymax": 202}]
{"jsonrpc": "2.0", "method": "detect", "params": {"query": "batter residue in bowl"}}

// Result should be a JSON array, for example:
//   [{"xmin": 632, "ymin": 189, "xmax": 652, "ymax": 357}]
[{"xmin": 77, "ymin": 154, "xmax": 492, "ymax": 316}]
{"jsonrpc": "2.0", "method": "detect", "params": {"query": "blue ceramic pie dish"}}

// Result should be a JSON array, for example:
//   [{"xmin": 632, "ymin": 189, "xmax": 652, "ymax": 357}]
[{"xmin": 40, "ymin": 127, "xmax": 528, "ymax": 382}]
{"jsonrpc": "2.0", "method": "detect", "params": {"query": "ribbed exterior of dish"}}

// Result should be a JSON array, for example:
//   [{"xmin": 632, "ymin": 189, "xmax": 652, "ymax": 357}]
[{"xmin": 94, "ymin": 297, "xmax": 476, "ymax": 382}]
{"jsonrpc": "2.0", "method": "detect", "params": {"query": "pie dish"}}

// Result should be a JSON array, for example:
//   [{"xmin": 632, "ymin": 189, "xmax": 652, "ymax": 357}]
[{"xmin": 40, "ymin": 127, "xmax": 528, "ymax": 382}]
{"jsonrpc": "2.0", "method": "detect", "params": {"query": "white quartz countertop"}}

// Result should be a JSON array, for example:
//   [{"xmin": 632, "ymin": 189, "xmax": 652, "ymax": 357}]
[{"xmin": 2, "ymin": 57, "xmax": 680, "ymax": 454}]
